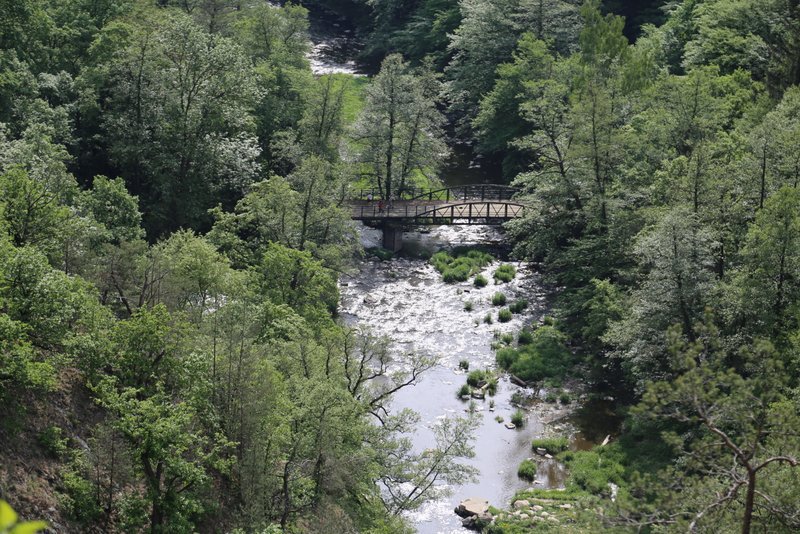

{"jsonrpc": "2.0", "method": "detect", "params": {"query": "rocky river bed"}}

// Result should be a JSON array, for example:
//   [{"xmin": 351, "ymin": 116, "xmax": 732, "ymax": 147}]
[{"xmin": 339, "ymin": 224, "xmax": 592, "ymax": 533}]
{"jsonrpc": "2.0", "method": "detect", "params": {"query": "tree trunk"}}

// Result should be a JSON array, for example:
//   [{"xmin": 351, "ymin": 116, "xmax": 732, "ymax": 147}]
[{"xmin": 741, "ymin": 469, "xmax": 756, "ymax": 534}]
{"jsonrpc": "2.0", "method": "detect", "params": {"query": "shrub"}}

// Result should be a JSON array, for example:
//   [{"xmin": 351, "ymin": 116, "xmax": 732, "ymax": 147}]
[
  {"xmin": 561, "ymin": 448, "xmax": 626, "ymax": 496},
  {"xmin": 518, "ymin": 329, "xmax": 534, "ymax": 345},
  {"xmin": 463, "ymin": 300, "xmax": 473, "ymax": 312},
  {"xmin": 484, "ymin": 313, "xmax": 493, "ymax": 324},
  {"xmin": 498, "ymin": 308, "xmax": 512, "ymax": 322},
  {"xmin": 545, "ymin": 392, "xmax": 557, "ymax": 403},
  {"xmin": 457, "ymin": 384, "xmax": 471, "ymax": 398},
  {"xmin": 506, "ymin": 326, "xmax": 572, "ymax": 383},
  {"xmin": 486, "ymin": 377, "xmax": 498, "ymax": 396},
  {"xmin": 430, "ymin": 251, "xmax": 454, "ymax": 273},
  {"xmin": 494, "ymin": 263, "xmax": 516, "ymax": 283},
  {"xmin": 544, "ymin": 377, "xmax": 563, "ymax": 389},
  {"xmin": 467, "ymin": 370, "xmax": 488, "ymax": 387},
  {"xmin": 495, "ymin": 415, "xmax": 504, "ymax": 423},
  {"xmin": 491, "ymin": 292, "xmax": 507, "ymax": 306},
  {"xmin": 559, "ymin": 392, "xmax": 572, "ymax": 404},
  {"xmin": 509, "ymin": 299, "xmax": 528, "ymax": 313},
  {"xmin": 500, "ymin": 333, "xmax": 514, "ymax": 345},
  {"xmin": 495, "ymin": 347, "xmax": 517, "ymax": 369},
  {"xmin": 517, "ymin": 459, "xmax": 537, "ymax": 481},
  {"xmin": 39, "ymin": 426, "xmax": 68, "ymax": 458},
  {"xmin": 511, "ymin": 409, "xmax": 525, "ymax": 428},
  {"xmin": 61, "ymin": 454, "xmax": 104, "ymax": 523},
  {"xmin": 366, "ymin": 247, "xmax": 393, "ymax": 261},
  {"xmin": 531, "ymin": 437, "xmax": 570, "ymax": 455},
  {"xmin": 442, "ymin": 262, "xmax": 470, "ymax": 283},
  {"xmin": 459, "ymin": 359, "xmax": 469, "ymax": 371},
  {"xmin": 474, "ymin": 274, "xmax": 488, "ymax": 287},
  {"xmin": 430, "ymin": 249, "xmax": 494, "ymax": 283}
]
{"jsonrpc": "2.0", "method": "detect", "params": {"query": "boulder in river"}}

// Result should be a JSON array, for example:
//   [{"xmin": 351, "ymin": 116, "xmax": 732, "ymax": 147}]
[
  {"xmin": 454, "ymin": 497, "xmax": 489, "ymax": 518},
  {"xmin": 461, "ymin": 512, "xmax": 493, "ymax": 531},
  {"xmin": 471, "ymin": 390, "xmax": 485, "ymax": 400},
  {"xmin": 504, "ymin": 422, "xmax": 516, "ymax": 429}
]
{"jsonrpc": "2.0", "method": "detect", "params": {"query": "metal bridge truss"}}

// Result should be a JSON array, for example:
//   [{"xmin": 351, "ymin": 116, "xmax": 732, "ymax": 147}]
[{"xmin": 352, "ymin": 201, "xmax": 525, "ymax": 225}]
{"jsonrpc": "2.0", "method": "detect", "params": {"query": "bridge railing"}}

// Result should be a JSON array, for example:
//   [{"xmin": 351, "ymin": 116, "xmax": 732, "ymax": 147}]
[
  {"xmin": 352, "ymin": 201, "xmax": 525, "ymax": 222},
  {"xmin": 355, "ymin": 184, "xmax": 518, "ymax": 202}
]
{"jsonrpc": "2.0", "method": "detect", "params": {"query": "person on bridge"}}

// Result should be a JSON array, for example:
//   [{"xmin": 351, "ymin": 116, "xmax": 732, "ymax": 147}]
[{"xmin": 378, "ymin": 199, "xmax": 384, "ymax": 213}]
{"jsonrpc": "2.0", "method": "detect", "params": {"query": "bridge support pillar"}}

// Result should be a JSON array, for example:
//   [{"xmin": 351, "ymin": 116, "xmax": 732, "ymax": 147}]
[{"xmin": 382, "ymin": 226, "xmax": 403, "ymax": 253}]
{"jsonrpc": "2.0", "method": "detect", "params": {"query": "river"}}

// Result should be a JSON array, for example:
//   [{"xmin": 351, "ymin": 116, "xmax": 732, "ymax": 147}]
[
  {"xmin": 339, "ymin": 224, "xmax": 583, "ymax": 533},
  {"xmin": 308, "ymin": 14, "xmax": 585, "ymax": 533}
]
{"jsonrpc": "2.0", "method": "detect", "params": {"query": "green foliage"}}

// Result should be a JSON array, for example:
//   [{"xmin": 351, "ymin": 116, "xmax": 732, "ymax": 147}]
[
  {"xmin": 463, "ymin": 300, "xmax": 474, "ymax": 311},
  {"xmin": 495, "ymin": 326, "xmax": 571, "ymax": 383},
  {"xmin": 510, "ymin": 409, "xmax": 525, "ymax": 428},
  {"xmin": 0, "ymin": 500, "xmax": 47, "ymax": 534},
  {"xmin": 99, "ymin": 10, "xmax": 260, "ymax": 234},
  {"xmin": 466, "ymin": 369, "xmax": 488, "ymax": 388},
  {"xmin": 367, "ymin": 247, "xmax": 394, "ymax": 261},
  {"xmin": 0, "ymin": 314, "xmax": 55, "ymax": 403},
  {"xmin": 457, "ymin": 384, "xmax": 470, "ymax": 398},
  {"xmin": 208, "ymin": 162, "xmax": 358, "ymax": 271},
  {"xmin": 430, "ymin": 249, "xmax": 493, "ymax": 283},
  {"xmin": 508, "ymin": 299, "xmax": 527, "ymax": 313},
  {"xmin": 731, "ymin": 186, "xmax": 800, "ymax": 341},
  {"xmin": 495, "ymin": 347, "xmax": 516, "ymax": 369},
  {"xmin": 484, "ymin": 313, "xmax": 493, "ymax": 325},
  {"xmin": 458, "ymin": 359, "xmax": 469, "ymax": 371},
  {"xmin": 516, "ymin": 459, "xmax": 537, "ymax": 481},
  {"xmin": 498, "ymin": 308, "xmax": 512, "ymax": 322},
  {"xmin": 61, "ymin": 466, "xmax": 102, "ymax": 523},
  {"xmin": 493, "ymin": 263, "xmax": 516, "ymax": 283},
  {"xmin": 38, "ymin": 426, "xmax": 67, "ymax": 458},
  {"xmin": 473, "ymin": 274, "xmax": 488, "ymax": 287},
  {"xmin": 517, "ymin": 329, "xmax": 533, "ymax": 345},
  {"xmin": 491, "ymin": 292, "xmax": 507, "ymax": 306},
  {"xmin": 353, "ymin": 54, "xmax": 447, "ymax": 202},
  {"xmin": 531, "ymin": 437, "xmax": 569, "ymax": 455},
  {"xmin": 253, "ymin": 243, "xmax": 339, "ymax": 324},
  {"xmin": 559, "ymin": 447, "xmax": 626, "ymax": 496},
  {"xmin": 0, "ymin": 167, "xmax": 71, "ymax": 251},
  {"xmin": 79, "ymin": 176, "xmax": 143, "ymax": 244}
]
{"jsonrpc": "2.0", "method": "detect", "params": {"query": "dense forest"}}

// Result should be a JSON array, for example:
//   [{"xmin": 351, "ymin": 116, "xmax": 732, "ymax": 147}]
[{"xmin": 1, "ymin": 0, "xmax": 799, "ymax": 533}]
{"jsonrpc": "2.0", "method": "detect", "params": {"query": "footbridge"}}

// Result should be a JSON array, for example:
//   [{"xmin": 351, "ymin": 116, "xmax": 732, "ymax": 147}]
[{"xmin": 349, "ymin": 185, "xmax": 525, "ymax": 251}]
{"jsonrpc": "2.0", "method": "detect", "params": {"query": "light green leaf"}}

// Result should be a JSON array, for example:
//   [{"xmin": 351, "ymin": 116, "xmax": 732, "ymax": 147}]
[
  {"xmin": 10, "ymin": 521, "xmax": 48, "ymax": 534},
  {"xmin": 0, "ymin": 500, "xmax": 18, "ymax": 530}
]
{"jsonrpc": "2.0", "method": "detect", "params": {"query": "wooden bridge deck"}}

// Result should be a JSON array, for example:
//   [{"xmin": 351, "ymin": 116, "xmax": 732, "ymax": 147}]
[{"xmin": 350, "ymin": 200, "xmax": 525, "ymax": 225}]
